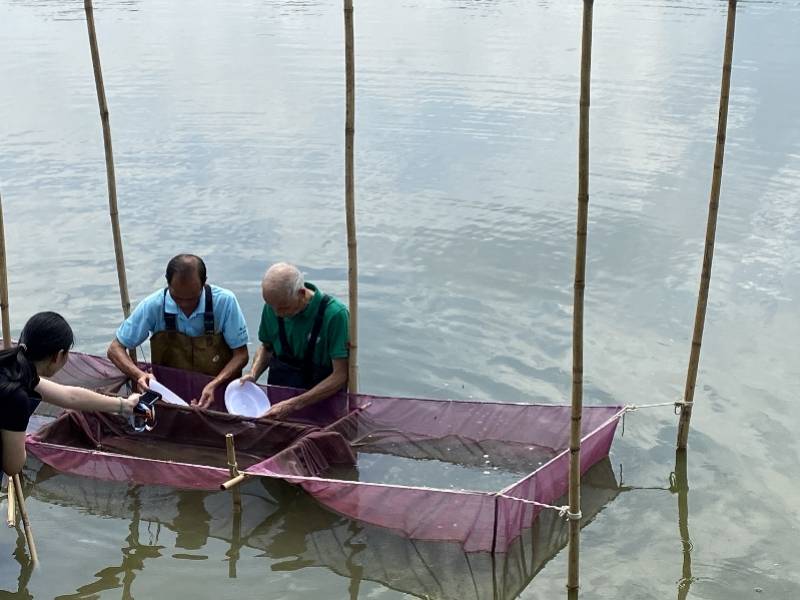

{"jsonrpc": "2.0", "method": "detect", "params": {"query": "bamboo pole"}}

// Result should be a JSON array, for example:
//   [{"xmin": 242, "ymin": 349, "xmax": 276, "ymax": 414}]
[
  {"xmin": 344, "ymin": 0, "xmax": 359, "ymax": 395},
  {"xmin": 220, "ymin": 474, "xmax": 247, "ymax": 491},
  {"xmin": 12, "ymin": 475, "xmax": 38, "ymax": 566},
  {"xmin": 567, "ymin": 0, "xmax": 594, "ymax": 593},
  {"xmin": 0, "ymin": 198, "xmax": 38, "ymax": 563},
  {"xmin": 0, "ymin": 193, "xmax": 10, "ymax": 349},
  {"xmin": 6, "ymin": 478, "xmax": 16, "ymax": 528},
  {"xmin": 225, "ymin": 433, "xmax": 239, "ymax": 477},
  {"xmin": 1, "ymin": 194, "xmax": 16, "ymax": 529},
  {"xmin": 84, "ymin": 0, "xmax": 136, "ymax": 362},
  {"xmin": 677, "ymin": 0, "xmax": 737, "ymax": 449},
  {"xmin": 225, "ymin": 434, "xmax": 242, "ymax": 508}
]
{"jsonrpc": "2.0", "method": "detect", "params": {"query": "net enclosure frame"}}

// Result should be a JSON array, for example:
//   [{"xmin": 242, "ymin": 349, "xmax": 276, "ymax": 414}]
[{"xmin": 27, "ymin": 352, "xmax": 623, "ymax": 553}]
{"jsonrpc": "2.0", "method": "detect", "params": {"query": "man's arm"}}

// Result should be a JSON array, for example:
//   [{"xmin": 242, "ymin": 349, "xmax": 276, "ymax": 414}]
[
  {"xmin": 241, "ymin": 343, "xmax": 273, "ymax": 384},
  {"xmin": 107, "ymin": 293, "xmax": 158, "ymax": 391},
  {"xmin": 108, "ymin": 338, "xmax": 152, "ymax": 391},
  {"xmin": 265, "ymin": 357, "xmax": 348, "ymax": 419},
  {"xmin": 194, "ymin": 345, "xmax": 249, "ymax": 408}
]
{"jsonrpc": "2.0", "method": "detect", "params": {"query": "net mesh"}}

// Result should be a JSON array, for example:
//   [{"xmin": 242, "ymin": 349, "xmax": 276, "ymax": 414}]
[
  {"xmin": 24, "ymin": 457, "xmax": 620, "ymax": 599},
  {"xmin": 27, "ymin": 352, "xmax": 623, "ymax": 552}
]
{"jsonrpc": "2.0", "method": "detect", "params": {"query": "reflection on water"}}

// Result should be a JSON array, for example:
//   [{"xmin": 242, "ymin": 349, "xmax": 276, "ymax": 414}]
[
  {"xmin": 672, "ymin": 450, "xmax": 693, "ymax": 600},
  {"xmin": 615, "ymin": 449, "xmax": 695, "ymax": 600},
  {"xmin": 4, "ymin": 458, "xmax": 620, "ymax": 600},
  {"xmin": 0, "ymin": 535, "xmax": 33, "ymax": 600},
  {"xmin": 51, "ymin": 488, "xmax": 164, "ymax": 600}
]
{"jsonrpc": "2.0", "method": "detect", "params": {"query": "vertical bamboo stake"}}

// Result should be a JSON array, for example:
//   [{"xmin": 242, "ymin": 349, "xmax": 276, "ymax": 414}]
[
  {"xmin": 225, "ymin": 433, "xmax": 242, "ymax": 510},
  {"xmin": 12, "ymin": 475, "xmax": 38, "ymax": 566},
  {"xmin": 0, "ymin": 199, "xmax": 37, "ymax": 563},
  {"xmin": 84, "ymin": 0, "xmax": 136, "ymax": 362},
  {"xmin": 677, "ymin": 0, "xmax": 737, "ymax": 449},
  {"xmin": 344, "ymin": 0, "xmax": 359, "ymax": 396},
  {"xmin": 0, "ymin": 193, "xmax": 10, "ymax": 349},
  {"xmin": 567, "ymin": 0, "xmax": 594, "ymax": 593},
  {"xmin": 6, "ymin": 478, "xmax": 16, "ymax": 528},
  {"xmin": 1, "ymin": 194, "xmax": 16, "ymax": 529}
]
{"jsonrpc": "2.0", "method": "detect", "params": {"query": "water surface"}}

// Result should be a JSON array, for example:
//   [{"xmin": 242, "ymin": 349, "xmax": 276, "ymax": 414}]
[{"xmin": 1, "ymin": 0, "xmax": 799, "ymax": 598}]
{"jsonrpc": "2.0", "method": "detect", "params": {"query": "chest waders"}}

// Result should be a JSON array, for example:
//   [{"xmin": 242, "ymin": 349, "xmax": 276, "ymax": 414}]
[
  {"xmin": 268, "ymin": 295, "xmax": 333, "ymax": 389},
  {"xmin": 150, "ymin": 285, "xmax": 234, "ymax": 377}
]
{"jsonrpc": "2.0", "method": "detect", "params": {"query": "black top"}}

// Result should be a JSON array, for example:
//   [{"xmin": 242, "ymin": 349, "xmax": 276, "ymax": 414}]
[{"xmin": 0, "ymin": 375, "xmax": 40, "ymax": 476}]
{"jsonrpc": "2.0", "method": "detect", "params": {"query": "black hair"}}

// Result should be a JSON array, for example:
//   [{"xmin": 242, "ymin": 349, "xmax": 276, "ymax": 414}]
[
  {"xmin": 0, "ymin": 311, "xmax": 74, "ymax": 396},
  {"xmin": 165, "ymin": 254, "xmax": 207, "ymax": 285}
]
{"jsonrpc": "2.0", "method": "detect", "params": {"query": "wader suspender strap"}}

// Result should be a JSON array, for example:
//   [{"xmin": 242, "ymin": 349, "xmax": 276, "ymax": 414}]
[
  {"xmin": 277, "ymin": 295, "xmax": 331, "ymax": 379},
  {"xmin": 202, "ymin": 285, "xmax": 214, "ymax": 334},
  {"xmin": 277, "ymin": 316, "xmax": 293, "ymax": 361},
  {"xmin": 162, "ymin": 285, "xmax": 215, "ymax": 333},
  {"xmin": 163, "ymin": 289, "xmax": 176, "ymax": 331},
  {"xmin": 303, "ymin": 295, "xmax": 331, "ymax": 381}
]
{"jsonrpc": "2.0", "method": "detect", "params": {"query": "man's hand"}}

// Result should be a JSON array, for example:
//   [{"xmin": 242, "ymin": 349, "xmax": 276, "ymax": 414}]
[
  {"xmin": 239, "ymin": 372, "xmax": 257, "ymax": 385},
  {"xmin": 193, "ymin": 382, "xmax": 217, "ymax": 409},
  {"xmin": 136, "ymin": 371, "xmax": 154, "ymax": 393},
  {"xmin": 262, "ymin": 399, "xmax": 297, "ymax": 420}
]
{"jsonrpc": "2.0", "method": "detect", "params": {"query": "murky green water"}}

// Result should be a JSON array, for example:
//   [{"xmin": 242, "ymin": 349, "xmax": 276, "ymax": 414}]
[
  {"xmin": 1, "ymin": 0, "xmax": 799, "ymax": 597},
  {"xmin": 325, "ymin": 451, "xmax": 539, "ymax": 492}
]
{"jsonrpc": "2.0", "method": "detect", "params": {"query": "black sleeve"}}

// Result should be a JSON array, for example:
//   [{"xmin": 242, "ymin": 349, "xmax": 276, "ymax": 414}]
[{"xmin": 0, "ymin": 387, "xmax": 33, "ymax": 433}]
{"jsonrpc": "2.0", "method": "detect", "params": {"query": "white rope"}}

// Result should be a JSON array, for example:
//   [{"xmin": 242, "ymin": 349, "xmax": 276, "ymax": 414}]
[
  {"xmin": 621, "ymin": 400, "xmax": 692, "ymax": 436},
  {"xmin": 625, "ymin": 400, "xmax": 688, "ymax": 412},
  {"xmin": 494, "ymin": 493, "xmax": 582, "ymax": 520}
]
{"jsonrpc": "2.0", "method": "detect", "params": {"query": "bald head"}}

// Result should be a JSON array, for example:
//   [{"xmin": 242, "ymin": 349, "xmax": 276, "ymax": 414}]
[{"xmin": 262, "ymin": 263, "xmax": 308, "ymax": 317}]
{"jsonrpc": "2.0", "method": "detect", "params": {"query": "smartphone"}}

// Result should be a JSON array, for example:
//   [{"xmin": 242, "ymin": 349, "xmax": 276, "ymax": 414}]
[
  {"xmin": 131, "ymin": 390, "xmax": 162, "ymax": 432},
  {"xmin": 137, "ymin": 390, "xmax": 162, "ymax": 411}
]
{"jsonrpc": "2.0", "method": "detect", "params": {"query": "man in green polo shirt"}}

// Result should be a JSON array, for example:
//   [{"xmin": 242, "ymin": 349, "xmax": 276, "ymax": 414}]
[{"xmin": 240, "ymin": 262, "xmax": 349, "ymax": 419}]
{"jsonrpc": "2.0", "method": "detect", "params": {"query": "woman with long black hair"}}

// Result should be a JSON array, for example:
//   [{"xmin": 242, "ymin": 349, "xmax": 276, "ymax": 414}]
[{"xmin": 1, "ymin": 311, "xmax": 140, "ymax": 477}]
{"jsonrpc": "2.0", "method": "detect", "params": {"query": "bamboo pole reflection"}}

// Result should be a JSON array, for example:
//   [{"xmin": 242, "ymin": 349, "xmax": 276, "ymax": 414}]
[
  {"xmin": 0, "ymin": 530, "xmax": 35, "ymax": 600},
  {"xmin": 53, "ymin": 487, "xmax": 164, "ymax": 600},
  {"xmin": 226, "ymin": 498, "xmax": 242, "ymax": 578},
  {"xmin": 671, "ymin": 450, "xmax": 693, "ymax": 600},
  {"xmin": 614, "ymin": 451, "xmax": 694, "ymax": 600}
]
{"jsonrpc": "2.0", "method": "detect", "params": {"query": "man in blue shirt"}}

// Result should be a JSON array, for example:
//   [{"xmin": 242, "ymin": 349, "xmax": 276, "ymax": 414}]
[{"xmin": 107, "ymin": 254, "xmax": 249, "ymax": 408}]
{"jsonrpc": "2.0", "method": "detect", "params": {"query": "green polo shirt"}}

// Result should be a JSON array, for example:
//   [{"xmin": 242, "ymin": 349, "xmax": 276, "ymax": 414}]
[{"xmin": 258, "ymin": 283, "xmax": 349, "ymax": 368}]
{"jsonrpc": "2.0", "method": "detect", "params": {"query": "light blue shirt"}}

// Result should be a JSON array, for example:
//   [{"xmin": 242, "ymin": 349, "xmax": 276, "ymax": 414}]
[{"xmin": 116, "ymin": 284, "xmax": 249, "ymax": 350}]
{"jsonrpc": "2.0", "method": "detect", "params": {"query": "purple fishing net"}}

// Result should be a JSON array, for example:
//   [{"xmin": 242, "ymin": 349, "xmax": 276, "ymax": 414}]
[{"xmin": 28, "ymin": 352, "xmax": 623, "ymax": 552}]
